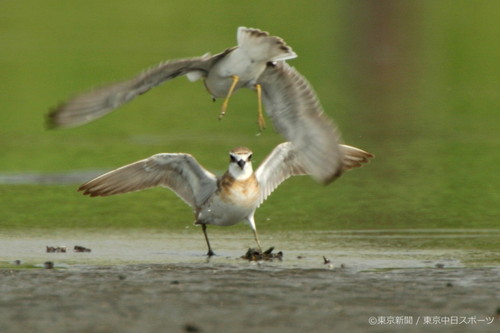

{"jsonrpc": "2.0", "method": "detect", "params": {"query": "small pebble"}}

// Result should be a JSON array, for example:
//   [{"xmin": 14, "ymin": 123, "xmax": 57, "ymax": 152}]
[
  {"xmin": 74, "ymin": 245, "xmax": 91, "ymax": 253},
  {"xmin": 435, "ymin": 263, "xmax": 445, "ymax": 269},
  {"xmin": 184, "ymin": 323, "xmax": 201, "ymax": 332},
  {"xmin": 323, "ymin": 256, "xmax": 331, "ymax": 264},
  {"xmin": 46, "ymin": 246, "xmax": 67, "ymax": 253},
  {"xmin": 44, "ymin": 261, "xmax": 54, "ymax": 269},
  {"xmin": 13, "ymin": 260, "xmax": 21, "ymax": 265}
]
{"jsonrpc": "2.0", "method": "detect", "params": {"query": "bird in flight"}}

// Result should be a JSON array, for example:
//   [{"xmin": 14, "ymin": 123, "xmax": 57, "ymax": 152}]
[
  {"xmin": 78, "ymin": 143, "xmax": 374, "ymax": 256},
  {"xmin": 48, "ymin": 27, "xmax": 344, "ymax": 185}
]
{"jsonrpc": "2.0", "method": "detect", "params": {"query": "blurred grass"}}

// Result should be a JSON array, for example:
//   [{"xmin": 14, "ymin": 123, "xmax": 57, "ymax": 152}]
[{"xmin": 1, "ymin": 0, "xmax": 499, "ymax": 233}]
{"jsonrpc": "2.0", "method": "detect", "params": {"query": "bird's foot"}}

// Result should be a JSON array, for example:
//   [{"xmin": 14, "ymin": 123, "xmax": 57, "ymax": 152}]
[
  {"xmin": 218, "ymin": 75, "xmax": 240, "ymax": 121},
  {"xmin": 257, "ymin": 112, "xmax": 266, "ymax": 132},
  {"xmin": 218, "ymin": 110, "xmax": 226, "ymax": 121}
]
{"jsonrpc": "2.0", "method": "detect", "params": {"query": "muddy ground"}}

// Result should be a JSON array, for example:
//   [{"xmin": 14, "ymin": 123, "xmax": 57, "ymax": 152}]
[{"xmin": 0, "ymin": 231, "xmax": 498, "ymax": 333}]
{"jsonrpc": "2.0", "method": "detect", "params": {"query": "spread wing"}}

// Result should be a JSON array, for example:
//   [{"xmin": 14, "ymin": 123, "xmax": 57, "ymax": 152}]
[
  {"xmin": 255, "ymin": 142, "xmax": 307, "ymax": 207},
  {"xmin": 257, "ymin": 61, "xmax": 343, "ymax": 185},
  {"xmin": 78, "ymin": 153, "xmax": 218, "ymax": 208},
  {"xmin": 255, "ymin": 142, "xmax": 374, "ymax": 207},
  {"xmin": 47, "ymin": 49, "xmax": 232, "ymax": 129}
]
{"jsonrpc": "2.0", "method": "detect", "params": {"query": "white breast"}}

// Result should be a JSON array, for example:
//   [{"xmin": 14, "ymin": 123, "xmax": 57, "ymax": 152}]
[
  {"xmin": 204, "ymin": 49, "xmax": 267, "ymax": 98},
  {"xmin": 197, "ymin": 195, "xmax": 256, "ymax": 227}
]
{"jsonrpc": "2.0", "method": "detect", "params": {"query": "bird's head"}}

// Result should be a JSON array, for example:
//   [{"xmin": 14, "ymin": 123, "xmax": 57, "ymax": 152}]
[{"xmin": 228, "ymin": 147, "xmax": 254, "ymax": 180}]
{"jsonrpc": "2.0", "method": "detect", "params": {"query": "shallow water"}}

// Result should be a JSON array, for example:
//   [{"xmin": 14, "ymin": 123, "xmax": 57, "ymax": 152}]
[
  {"xmin": 2, "ymin": 229, "xmax": 498, "ymax": 270},
  {"xmin": 1, "ymin": 229, "xmax": 499, "ymax": 333}
]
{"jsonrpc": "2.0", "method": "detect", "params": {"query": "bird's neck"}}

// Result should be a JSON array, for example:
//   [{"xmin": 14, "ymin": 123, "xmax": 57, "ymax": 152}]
[{"xmin": 228, "ymin": 163, "xmax": 254, "ymax": 181}]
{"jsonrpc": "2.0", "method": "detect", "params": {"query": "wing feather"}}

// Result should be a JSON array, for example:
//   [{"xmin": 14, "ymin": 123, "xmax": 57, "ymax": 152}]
[
  {"xmin": 48, "ymin": 50, "xmax": 232, "ymax": 129},
  {"xmin": 340, "ymin": 145, "xmax": 375, "ymax": 171},
  {"xmin": 255, "ymin": 142, "xmax": 308, "ymax": 207},
  {"xmin": 257, "ymin": 62, "xmax": 343, "ymax": 184},
  {"xmin": 78, "ymin": 153, "xmax": 217, "ymax": 208},
  {"xmin": 255, "ymin": 143, "xmax": 374, "ymax": 207}
]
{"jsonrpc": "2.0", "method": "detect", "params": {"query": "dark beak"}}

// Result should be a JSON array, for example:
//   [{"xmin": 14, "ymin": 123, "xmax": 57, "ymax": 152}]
[{"xmin": 237, "ymin": 160, "xmax": 246, "ymax": 169}]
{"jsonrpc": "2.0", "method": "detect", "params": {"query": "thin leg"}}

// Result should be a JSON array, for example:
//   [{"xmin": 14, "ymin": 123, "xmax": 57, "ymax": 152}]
[
  {"xmin": 255, "ymin": 83, "xmax": 266, "ymax": 131},
  {"xmin": 202, "ymin": 224, "xmax": 215, "ymax": 256},
  {"xmin": 252, "ymin": 228, "xmax": 262, "ymax": 251},
  {"xmin": 219, "ymin": 75, "xmax": 240, "ymax": 120},
  {"xmin": 247, "ymin": 215, "xmax": 262, "ymax": 251}
]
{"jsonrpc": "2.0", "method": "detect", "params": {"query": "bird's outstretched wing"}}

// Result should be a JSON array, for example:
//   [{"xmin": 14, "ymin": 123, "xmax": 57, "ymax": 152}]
[
  {"xmin": 78, "ymin": 153, "xmax": 218, "ymax": 208},
  {"xmin": 47, "ymin": 50, "xmax": 232, "ymax": 129},
  {"xmin": 257, "ymin": 61, "xmax": 343, "ymax": 185},
  {"xmin": 255, "ymin": 142, "xmax": 374, "ymax": 206},
  {"xmin": 255, "ymin": 142, "xmax": 308, "ymax": 207}
]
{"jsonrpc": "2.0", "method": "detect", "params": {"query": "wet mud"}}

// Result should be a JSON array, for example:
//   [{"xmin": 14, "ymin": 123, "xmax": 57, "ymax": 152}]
[{"xmin": 0, "ymin": 230, "xmax": 498, "ymax": 333}]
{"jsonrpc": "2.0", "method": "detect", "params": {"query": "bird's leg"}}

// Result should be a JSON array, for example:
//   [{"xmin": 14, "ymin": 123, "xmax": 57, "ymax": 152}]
[
  {"xmin": 201, "ymin": 224, "xmax": 215, "ymax": 256},
  {"xmin": 219, "ymin": 75, "xmax": 240, "ymax": 120},
  {"xmin": 255, "ymin": 83, "xmax": 266, "ymax": 131},
  {"xmin": 252, "ymin": 228, "xmax": 263, "ymax": 252}
]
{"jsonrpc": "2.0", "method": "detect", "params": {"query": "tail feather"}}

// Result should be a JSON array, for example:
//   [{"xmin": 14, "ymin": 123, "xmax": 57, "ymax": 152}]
[
  {"xmin": 237, "ymin": 27, "xmax": 297, "ymax": 62},
  {"xmin": 340, "ymin": 145, "xmax": 375, "ymax": 171}
]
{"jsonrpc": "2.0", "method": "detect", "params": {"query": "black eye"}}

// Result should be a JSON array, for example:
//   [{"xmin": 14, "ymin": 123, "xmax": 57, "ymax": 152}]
[
  {"xmin": 230, "ymin": 155, "xmax": 237, "ymax": 162},
  {"xmin": 248, "ymin": 154, "xmax": 253, "ymax": 161}
]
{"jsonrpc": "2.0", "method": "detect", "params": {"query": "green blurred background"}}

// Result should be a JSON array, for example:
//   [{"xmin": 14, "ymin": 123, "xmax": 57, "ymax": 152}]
[{"xmin": 1, "ymin": 0, "xmax": 498, "ymax": 234}]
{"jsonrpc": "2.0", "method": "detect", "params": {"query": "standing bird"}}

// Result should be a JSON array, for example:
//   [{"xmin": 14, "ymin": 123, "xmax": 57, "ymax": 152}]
[
  {"xmin": 78, "ymin": 143, "xmax": 374, "ymax": 256},
  {"xmin": 48, "ymin": 27, "xmax": 343, "ymax": 184}
]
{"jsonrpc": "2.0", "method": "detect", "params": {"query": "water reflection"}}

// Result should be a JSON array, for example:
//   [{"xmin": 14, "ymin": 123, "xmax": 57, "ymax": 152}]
[{"xmin": 1, "ymin": 229, "xmax": 497, "ymax": 269}]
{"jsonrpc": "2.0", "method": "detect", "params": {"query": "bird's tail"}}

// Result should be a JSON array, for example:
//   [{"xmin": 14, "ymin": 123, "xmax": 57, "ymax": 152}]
[
  {"xmin": 340, "ymin": 145, "xmax": 375, "ymax": 171},
  {"xmin": 237, "ymin": 27, "xmax": 297, "ymax": 62}
]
